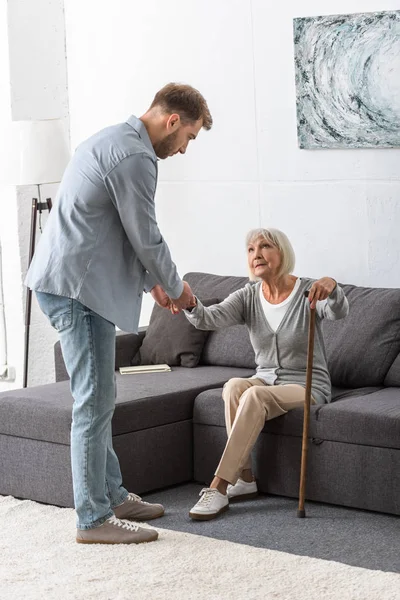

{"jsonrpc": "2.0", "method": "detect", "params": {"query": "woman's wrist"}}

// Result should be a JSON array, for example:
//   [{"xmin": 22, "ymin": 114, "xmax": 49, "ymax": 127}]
[
  {"xmin": 329, "ymin": 278, "xmax": 337, "ymax": 293},
  {"xmin": 186, "ymin": 296, "xmax": 198, "ymax": 312}
]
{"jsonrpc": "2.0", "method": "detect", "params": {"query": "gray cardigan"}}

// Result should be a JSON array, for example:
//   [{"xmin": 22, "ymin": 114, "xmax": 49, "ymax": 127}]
[{"xmin": 185, "ymin": 278, "xmax": 349, "ymax": 404}]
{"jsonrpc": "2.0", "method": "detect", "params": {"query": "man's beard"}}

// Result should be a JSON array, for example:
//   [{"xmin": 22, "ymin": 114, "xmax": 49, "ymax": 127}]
[{"xmin": 153, "ymin": 129, "xmax": 180, "ymax": 159}]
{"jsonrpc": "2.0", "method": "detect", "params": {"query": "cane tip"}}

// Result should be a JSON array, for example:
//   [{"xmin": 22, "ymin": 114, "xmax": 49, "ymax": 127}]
[{"xmin": 297, "ymin": 509, "xmax": 306, "ymax": 518}]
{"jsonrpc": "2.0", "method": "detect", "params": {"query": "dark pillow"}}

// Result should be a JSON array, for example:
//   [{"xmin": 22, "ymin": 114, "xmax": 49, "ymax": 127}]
[{"xmin": 136, "ymin": 298, "xmax": 219, "ymax": 368}]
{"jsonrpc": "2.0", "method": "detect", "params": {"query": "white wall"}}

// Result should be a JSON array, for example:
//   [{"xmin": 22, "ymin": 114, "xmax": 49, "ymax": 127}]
[
  {"xmin": 8, "ymin": 0, "xmax": 69, "ymax": 121},
  {"xmin": 0, "ymin": 0, "xmax": 69, "ymax": 391},
  {"xmin": 0, "ymin": 0, "xmax": 23, "ymax": 391},
  {"xmin": 63, "ymin": 0, "xmax": 400, "ymax": 331}
]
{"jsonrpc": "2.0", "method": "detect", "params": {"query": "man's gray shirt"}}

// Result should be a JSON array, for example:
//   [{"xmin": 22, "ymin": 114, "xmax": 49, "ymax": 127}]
[{"xmin": 25, "ymin": 116, "xmax": 183, "ymax": 332}]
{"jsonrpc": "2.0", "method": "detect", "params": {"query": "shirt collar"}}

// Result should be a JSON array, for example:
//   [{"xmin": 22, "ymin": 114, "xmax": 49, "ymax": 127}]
[{"xmin": 126, "ymin": 115, "xmax": 157, "ymax": 159}]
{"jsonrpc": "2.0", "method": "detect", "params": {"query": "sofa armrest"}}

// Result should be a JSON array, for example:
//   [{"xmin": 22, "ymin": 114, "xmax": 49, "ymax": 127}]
[{"xmin": 54, "ymin": 329, "xmax": 147, "ymax": 382}]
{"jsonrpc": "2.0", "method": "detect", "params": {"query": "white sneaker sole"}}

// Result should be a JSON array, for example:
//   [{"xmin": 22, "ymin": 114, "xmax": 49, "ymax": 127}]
[
  {"xmin": 189, "ymin": 504, "xmax": 229, "ymax": 521},
  {"xmin": 228, "ymin": 490, "xmax": 258, "ymax": 503}
]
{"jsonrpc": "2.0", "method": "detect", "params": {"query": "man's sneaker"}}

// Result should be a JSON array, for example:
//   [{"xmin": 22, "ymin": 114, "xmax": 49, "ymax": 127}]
[
  {"xmin": 189, "ymin": 488, "xmax": 229, "ymax": 521},
  {"xmin": 227, "ymin": 478, "xmax": 258, "ymax": 502},
  {"xmin": 113, "ymin": 492, "xmax": 164, "ymax": 521},
  {"xmin": 76, "ymin": 516, "xmax": 158, "ymax": 544}
]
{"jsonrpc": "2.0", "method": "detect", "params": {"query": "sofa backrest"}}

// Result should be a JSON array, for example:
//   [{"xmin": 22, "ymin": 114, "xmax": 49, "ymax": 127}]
[
  {"xmin": 322, "ymin": 284, "xmax": 400, "ymax": 388},
  {"xmin": 185, "ymin": 272, "xmax": 400, "ymax": 388},
  {"xmin": 184, "ymin": 272, "xmax": 257, "ymax": 369}
]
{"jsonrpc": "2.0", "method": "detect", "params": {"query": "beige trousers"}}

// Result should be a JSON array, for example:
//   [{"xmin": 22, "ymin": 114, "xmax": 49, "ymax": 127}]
[{"xmin": 215, "ymin": 377, "xmax": 314, "ymax": 485}]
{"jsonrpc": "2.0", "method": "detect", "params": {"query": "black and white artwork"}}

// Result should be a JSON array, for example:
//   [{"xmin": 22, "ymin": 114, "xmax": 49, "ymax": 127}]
[{"xmin": 293, "ymin": 11, "xmax": 400, "ymax": 149}]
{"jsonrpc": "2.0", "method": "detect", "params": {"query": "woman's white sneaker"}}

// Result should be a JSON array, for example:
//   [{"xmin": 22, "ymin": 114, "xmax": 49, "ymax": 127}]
[
  {"xmin": 189, "ymin": 488, "xmax": 229, "ymax": 520},
  {"xmin": 227, "ymin": 478, "xmax": 258, "ymax": 502}
]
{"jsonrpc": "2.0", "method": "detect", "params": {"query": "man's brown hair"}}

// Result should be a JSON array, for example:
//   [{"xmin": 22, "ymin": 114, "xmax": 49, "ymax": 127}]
[{"xmin": 150, "ymin": 83, "xmax": 213, "ymax": 130}]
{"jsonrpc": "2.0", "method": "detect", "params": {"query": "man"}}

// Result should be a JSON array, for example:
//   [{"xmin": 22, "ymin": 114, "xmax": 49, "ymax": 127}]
[{"xmin": 25, "ymin": 83, "xmax": 213, "ymax": 544}]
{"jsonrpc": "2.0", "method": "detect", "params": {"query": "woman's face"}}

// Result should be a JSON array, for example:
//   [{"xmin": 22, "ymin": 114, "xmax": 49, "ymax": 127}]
[{"xmin": 247, "ymin": 236, "xmax": 281, "ymax": 279}]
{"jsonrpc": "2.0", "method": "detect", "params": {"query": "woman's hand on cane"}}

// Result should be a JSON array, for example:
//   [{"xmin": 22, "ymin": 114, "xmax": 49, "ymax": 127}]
[{"xmin": 308, "ymin": 278, "xmax": 337, "ymax": 309}]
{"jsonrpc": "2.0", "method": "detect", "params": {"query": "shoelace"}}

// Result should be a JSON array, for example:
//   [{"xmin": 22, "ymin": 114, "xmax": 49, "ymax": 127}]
[
  {"xmin": 126, "ymin": 492, "xmax": 151, "ymax": 505},
  {"xmin": 108, "ymin": 516, "xmax": 140, "ymax": 532},
  {"xmin": 197, "ymin": 488, "xmax": 219, "ymax": 507}
]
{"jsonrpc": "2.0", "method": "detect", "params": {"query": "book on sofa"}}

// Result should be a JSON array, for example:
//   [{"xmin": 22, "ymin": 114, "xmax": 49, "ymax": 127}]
[{"xmin": 119, "ymin": 364, "xmax": 171, "ymax": 375}]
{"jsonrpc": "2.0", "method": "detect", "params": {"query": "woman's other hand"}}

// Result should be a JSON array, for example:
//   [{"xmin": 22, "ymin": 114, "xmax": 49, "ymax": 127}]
[{"xmin": 308, "ymin": 278, "xmax": 337, "ymax": 309}]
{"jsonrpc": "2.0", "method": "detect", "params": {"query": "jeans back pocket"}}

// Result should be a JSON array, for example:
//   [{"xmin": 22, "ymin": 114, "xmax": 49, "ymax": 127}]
[{"xmin": 35, "ymin": 292, "xmax": 73, "ymax": 332}]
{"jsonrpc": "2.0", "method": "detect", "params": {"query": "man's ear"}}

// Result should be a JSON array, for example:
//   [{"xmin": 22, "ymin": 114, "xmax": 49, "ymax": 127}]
[{"xmin": 166, "ymin": 113, "xmax": 180, "ymax": 131}]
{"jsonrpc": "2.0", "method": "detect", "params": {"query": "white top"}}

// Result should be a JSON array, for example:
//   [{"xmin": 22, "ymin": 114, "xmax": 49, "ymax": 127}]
[
  {"xmin": 259, "ymin": 278, "xmax": 301, "ymax": 332},
  {"xmin": 254, "ymin": 278, "xmax": 301, "ymax": 385}
]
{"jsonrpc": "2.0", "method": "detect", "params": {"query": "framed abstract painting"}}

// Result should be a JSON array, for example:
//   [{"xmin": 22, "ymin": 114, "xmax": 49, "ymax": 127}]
[{"xmin": 293, "ymin": 11, "xmax": 400, "ymax": 149}]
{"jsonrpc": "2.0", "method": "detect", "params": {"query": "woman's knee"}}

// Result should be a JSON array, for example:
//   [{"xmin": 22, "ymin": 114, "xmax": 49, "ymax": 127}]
[
  {"xmin": 238, "ymin": 386, "xmax": 265, "ymax": 413},
  {"xmin": 223, "ymin": 378, "xmax": 250, "ymax": 400}
]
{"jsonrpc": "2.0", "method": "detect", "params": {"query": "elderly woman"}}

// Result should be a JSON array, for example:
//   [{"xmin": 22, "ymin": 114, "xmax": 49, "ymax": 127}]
[{"xmin": 183, "ymin": 227, "xmax": 349, "ymax": 520}]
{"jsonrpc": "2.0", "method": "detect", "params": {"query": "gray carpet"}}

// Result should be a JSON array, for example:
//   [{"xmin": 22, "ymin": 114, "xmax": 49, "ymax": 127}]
[{"xmin": 144, "ymin": 483, "xmax": 400, "ymax": 574}]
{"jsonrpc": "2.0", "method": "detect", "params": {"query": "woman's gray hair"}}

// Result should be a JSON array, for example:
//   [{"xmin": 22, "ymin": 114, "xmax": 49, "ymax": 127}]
[{"xmin": 246, "ymin": 228, "xmax": 296, "ymax": 280}]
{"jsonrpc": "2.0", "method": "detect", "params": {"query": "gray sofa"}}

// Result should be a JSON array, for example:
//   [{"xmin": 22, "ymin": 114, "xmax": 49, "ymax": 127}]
[{"xmin": 0, "ymin": 272, "xmax": 399, "ymax": 516}]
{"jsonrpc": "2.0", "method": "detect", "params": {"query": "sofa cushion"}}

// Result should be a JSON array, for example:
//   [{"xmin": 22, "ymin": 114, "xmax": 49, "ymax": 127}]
[
  {"xmin": 202, "ymin": 325, "xmax": 257, "ymax": 369},
  {"xmin": 193, "ymin": 387, "xmax": 318, "ymax": 439},
  {"xmin": 193, "ymin": 386, "xmax": 385, "ymax": 441},
  {"xmin": 137, "ymin": 298, "xmax": 218, "ymax": 368},
  {"xmin": 384, "ymin": 353, "xmax": 400, "ymax": 387},
  {"xmin": 322, "ymin": 285, "xmax": 400, "ymax": 387},
  {"xmin": 0, "ymin": 366, "xmax": 255, "ymax": 444},
  {"xmin": 330, "ymin": 386, "xmax": 384, "ymax": 401},
  {"xmin": 316, "ymin": 388, "xmax": 400, "ymax": 449}
]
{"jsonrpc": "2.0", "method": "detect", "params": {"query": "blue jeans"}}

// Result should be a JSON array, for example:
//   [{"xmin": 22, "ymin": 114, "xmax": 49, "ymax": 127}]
[{"xmin": 36, "ymin": 292, "xmax": 128, "ymax": 529}]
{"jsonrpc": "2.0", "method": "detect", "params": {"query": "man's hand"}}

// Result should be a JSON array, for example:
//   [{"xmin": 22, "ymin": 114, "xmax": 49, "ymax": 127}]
[
  {"xmin": 171, "ymin": 281, "xmax": 196, "ymax": 311},
  {"xmin": 170, "ymin": 295, "xmax": 197, "ymax": 315},
  {"xmin": 308, "ymin": 278, "xmax": 337, "ymax": 309},
  {"xmin": 150, "ymin": 285, "xmax": 172, "ymax": 309}
]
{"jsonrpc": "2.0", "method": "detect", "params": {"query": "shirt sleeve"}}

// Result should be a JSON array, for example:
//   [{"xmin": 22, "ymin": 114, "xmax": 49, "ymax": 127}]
[
  {"xmin": 104, "ymin": 152, "xmax": 183, "ymax": 299},
  {"xmin": 316, "ymin": 284, "xmax": 349, "ymax": 321},
  {"xmin": 184, "ymin": 290, "xmax": 245, "ymax": 330}
]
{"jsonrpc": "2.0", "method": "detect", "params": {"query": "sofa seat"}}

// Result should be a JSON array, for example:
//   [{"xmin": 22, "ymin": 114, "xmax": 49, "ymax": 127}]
[
  {"xmin": 192, "ymin": 385, "xmax": 400, "ymax": 515},
  {"xmin": 0, "ymin": 366, "xmax": 254, "ymax": 444},
  {"xmin": 316, "ymin": 389, "xmax": 400, "ymax": 449},
  {"xmin": 0, "ymin": 366, "xmax": 254, "ymax": 507},
  {"xmin": 193, "ymin": 386, "xmax": 385, "ymax": 439}
]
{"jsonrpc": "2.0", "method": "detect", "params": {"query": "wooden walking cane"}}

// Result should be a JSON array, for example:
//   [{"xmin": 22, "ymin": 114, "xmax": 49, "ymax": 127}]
[{"xmin": 297, "ymin": 290, "xmax": 316, "ymax": 518}]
